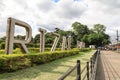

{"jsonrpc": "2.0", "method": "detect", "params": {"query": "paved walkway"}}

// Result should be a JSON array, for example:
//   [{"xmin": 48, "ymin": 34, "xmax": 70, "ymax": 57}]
[{"xmin": 96, "ymin": 50, "xmax": 120, "ymax": 80}]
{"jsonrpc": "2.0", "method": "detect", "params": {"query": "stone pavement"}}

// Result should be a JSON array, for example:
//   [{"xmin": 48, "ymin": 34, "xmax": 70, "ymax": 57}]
[{"xmin": 96, "ymin": 50, "xmax": 120, "ymax": 80}]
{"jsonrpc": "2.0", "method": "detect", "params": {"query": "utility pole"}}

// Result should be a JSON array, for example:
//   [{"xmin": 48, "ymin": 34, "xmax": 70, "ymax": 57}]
[{"xmin": 116, "ymin": 30, "xmax": 119, "ymax": 52}]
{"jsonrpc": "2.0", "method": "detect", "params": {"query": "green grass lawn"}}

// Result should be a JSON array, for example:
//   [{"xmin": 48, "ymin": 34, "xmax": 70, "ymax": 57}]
[{"xmin": 0, "ymin": 50, "xmax": 95, "ymax": 80}]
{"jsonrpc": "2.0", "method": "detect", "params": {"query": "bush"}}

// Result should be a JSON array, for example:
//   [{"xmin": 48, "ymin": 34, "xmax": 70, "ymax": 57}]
[
  {"xmin": 79, "ymin": 48, "xmax": 92, "ymax": 52},
  {"xmin": 13, "ymin": 48, "xmax": 22, "ymax": 54},
  {"xmin": 0, "ymin": 50, "xmax": 5, "ymax": 54},
  {"xmin": 0, "ymin": 54, "xmax": 31, "ymax": 72},
  {"xmin": 25, "ymin": 50, "xmax": 79, "ymax": 64},
  {"xmin": 28, "ymin": 48, "xmax": 39, "ymax": 53},
  {"xmin": 0, "ymin": 48, "xmax": 22, "ymax": 54},
  {"xmin": 0, "ymin": 42, "xmax": 5, "ymax": 49},
  {"xmin": 28, "ymin": 48, "xmax": 61, "ymax": 53},
  {"xmin": 0, "ymin": 49, "xmax": 79, "ymax": 73}
]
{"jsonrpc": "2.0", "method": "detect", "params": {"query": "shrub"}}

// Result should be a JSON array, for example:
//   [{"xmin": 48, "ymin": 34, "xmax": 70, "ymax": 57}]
[
  {"xmin": 0, "ymin": 42, "xmax": 5, "ymax": 49},
  {"xmin": 28, "ymin": 48, "xmax": 39, "ymax": 53},
  {"xmin": 0, "ymin": 48, "xmax": 22, "ymax": 54},
  {"xmin": 0, "ymin": 49, "xmax": 79, "ymax": 73},
  {"xmin": 0, "ymin": 54, "xmax": 31, "ymax": 72},
  {"xmin": 28, "ymin": 48, "xmax": 61, "ymax": 53},
  {"xmin": 13, "ymin": 48, "xmax": 22, "ymax": 54},
  {"xmin": 25, "ymin": 49, "xmax": 79, "ymax": 64},
  {"xmin": 79, "ymin": 48, "xmax": 92, "ymax": 52},
  {"xmin": 0, "ymin": 50, "xmax": 5, "ymax": 54}
]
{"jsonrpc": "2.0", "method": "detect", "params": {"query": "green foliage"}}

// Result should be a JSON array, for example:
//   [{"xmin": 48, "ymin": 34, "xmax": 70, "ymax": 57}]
[
  {"xmin": 28, "ymin": 48, "xmax": 61, "ymax": 53},
  {"xmin": 93, "ymin": 24, "xmax": 106, "ymax": 34},
  {"xmin": 0, "ymin": 48, "xmax": 22, "ymax": 54},
  {"xmin": 33, "ymin": 34, "xmax": 40, "ymax": 44},
  {"xmin": 0, "ymin": 50, "xmax": 94, "ymax": 80},
  {"xmin": 0, "ymin": 48, "xmax": 62, "ymax": 54},
  {"xmin": 79, "ymin": 48, "xmax": 92, "ymax": 52},
  {"xmin": 81, "ymin": 34, "xmax": 89, "ymax": 47},
  {"xmin": 72, "ymin": 22, "xmax": 90, "ymax": 40},
  {"xmin": 81, "ymin": 23, "xmax": 110, "ymax": 47},
  {"xmin": 0, "ymin": 42, "xmax": 5, "ymax": 49},
  {"xmin": 28, "ymin": 48, "xmax": 40, "ymax": 53},
  {"xmin": 13, "ymin": 48, "xmax": 22, "ymax": 54},
  {"xmin": 25, "ymin": 50, "xmax": 79, "ymax": 64},
  {"xmin": 14, "ymin": 35, "xmax": 25, "ymax": 40},
  {"xmin": 27, "ymin": 43, "xmax": 35, "ymax": 48},
  {"xmin": 0, "ymin": 49, "xmax": 80, "ymax": 73},
  {"xmin": 0, "ymin": 36, "xmax": 6, "ymax": 43},
  {"xmin": 0, "ymin": 50, "xmax": 5, "ymax": 54},
  {"xmin": 45, "ymin": 32, "xmax": 58, "ymax": 47},
  {"xmin": 88, "ymin": 33, "xmax": 100, "ymax": 44},
  {"xmin": 82, "ymin": 33, "xmax": 110, "ymax": 47},
  {"xmin": 0, "ymin": 55, "xmax": 31, "ymax": 72}
]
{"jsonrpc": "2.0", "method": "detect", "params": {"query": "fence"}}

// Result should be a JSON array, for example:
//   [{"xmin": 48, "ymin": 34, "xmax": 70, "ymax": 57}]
[{"xmin": 58, "ymin": 49, "xmax": 100, "ymax": 80}]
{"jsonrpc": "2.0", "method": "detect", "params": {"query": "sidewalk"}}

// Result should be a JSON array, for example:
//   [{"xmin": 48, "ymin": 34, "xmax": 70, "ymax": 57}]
[{"xmin": 96, "ymin": 51, "xmax": 120, "ymax": 80}]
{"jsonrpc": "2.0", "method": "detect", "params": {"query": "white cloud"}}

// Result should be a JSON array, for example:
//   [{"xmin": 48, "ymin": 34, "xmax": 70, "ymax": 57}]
[
  {"xmin": 37, "ymin": 0, "xmax": 55, "ymax": 12},
  {"xmin": 0, "ymin": 0, "xmax": 120, "ymax": 42},
  {"xmin": 54, "ymin": 0, "xmax": 87, "ymax": 19}
]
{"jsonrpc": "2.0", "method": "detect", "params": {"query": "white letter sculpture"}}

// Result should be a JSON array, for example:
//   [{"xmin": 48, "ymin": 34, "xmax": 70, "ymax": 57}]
[
  {"xmin": 5, "ymin": 17, "xmax": 32, "ymax": 54},
  {"xmin": 67, "ymin": 36, "xmax": 71, "ymax": 50},
  {"xmin": 77, "ymin": 41, "xmax": 85, "ymax": 49},
  {"xmin": 61, "ymin": 36, "xmax": 71, "ymax": 50},
  {"xmin": 61, "ymin": 36, "xmax": 67, "ymax": 50},
  {"xmin": 39, "ymin": 28, "xmax": 47, "ymax": 52},
  {"xmin": 51, "ymin": 32, "xmax": 60, "ymax": 52}
]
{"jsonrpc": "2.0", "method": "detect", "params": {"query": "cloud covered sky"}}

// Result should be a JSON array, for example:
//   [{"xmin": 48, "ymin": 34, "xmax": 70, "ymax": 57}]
[{"xmin": 0, "ymin": 0, "xmax": 120, "ymax": 41}]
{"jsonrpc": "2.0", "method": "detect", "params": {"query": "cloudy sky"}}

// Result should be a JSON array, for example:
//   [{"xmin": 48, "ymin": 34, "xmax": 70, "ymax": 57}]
[{"xmin": 0, "ymin": 0, "xmax": 120, "ymax": 41}]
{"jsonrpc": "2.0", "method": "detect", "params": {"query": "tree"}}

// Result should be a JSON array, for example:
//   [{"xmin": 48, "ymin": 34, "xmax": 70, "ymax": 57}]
[
  {"xmin": 45, "ymin": 33, "xmax": 55, "ymax": 47},
  {"xmin": 88, "ymin": 33, "xmax": 103, "ymax": 46},
  {"xmin": 81, "ymin": 23, "xmax": 110, "ymax": 47},
  {"xmin": 33, "ymin": 34, "xmax": 40, "ymax": 48},
  {"xmin": 0, "ymin": 36, "xmax": 6, "ymax": 43},
  {"xmin": 102, "ymin": 33, "xmax": 110, "ymax": 46},
  {"xmin": 72, "ymin": 22, "xmax": 90, "ymax": 40},
  {"xmin": 81, "ymin": 34, "xmax": 89, "ymax": 47},
  {"xmin": 82, "ymin": 31, "xmax": 110, "ymax": 47},
  {"xmin": 93, "ymin": 24, "xmax": 106, "ymax": 34},
  {"xmin": 33, "ymin": 34, "xmax": 40, "ymax": 43},
  {"xmin": 0, "ymin": 42, "xmax": 5, "ymax": 49}
]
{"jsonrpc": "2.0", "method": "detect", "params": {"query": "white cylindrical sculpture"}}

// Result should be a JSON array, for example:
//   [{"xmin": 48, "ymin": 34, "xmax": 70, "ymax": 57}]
[
  {"xmin": 61, "ymin": 36, "xmax": 67, "ymax": 50},
  {"xmin": 67, "ymin": 36, "xmax": 71, "ymax": 50},
  {"xmin": 39, "ymin": 28, "xmax": 47, "ymax": 52}
]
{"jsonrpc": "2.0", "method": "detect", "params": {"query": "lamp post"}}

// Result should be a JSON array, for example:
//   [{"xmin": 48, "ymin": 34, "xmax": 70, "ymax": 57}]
[{"xmin": 116, "ymin": 30, "xmax": 119, "ymax": 52}]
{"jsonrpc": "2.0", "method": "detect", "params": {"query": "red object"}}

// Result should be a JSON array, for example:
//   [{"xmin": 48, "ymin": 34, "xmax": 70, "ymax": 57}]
[{"xmin": 115, "ymin": 46, "xmax": 120, "ymax": 48}]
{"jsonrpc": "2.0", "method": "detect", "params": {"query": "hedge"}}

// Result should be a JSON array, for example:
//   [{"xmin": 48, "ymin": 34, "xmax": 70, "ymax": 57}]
[
  {"xmin": 28, "ymin": 48, "xmax": 61, "ymax": 53},
  {"xmin": 0, "ymin": 48, "xmax": 61, "ymax": 54},
  {"xmin": 0, "ymin": 49, "xmax": 79, "ymax": 73},
  {"xmin": 0, "ymin": 48, "xmax": 22, "ymax": 54},
  {"xmin": 79, "ymin": 48, "xmax": 92, "ymax": 52},
  {"xmin": 0, "ymin": 54, "xmax": 31, "ymax": 73}
]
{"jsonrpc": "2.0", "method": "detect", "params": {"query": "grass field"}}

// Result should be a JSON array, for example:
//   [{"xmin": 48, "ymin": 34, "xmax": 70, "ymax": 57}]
[{"xmin": 0, "ymin": 50, "xmax": 95, "ymax": 80}]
